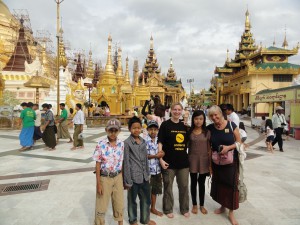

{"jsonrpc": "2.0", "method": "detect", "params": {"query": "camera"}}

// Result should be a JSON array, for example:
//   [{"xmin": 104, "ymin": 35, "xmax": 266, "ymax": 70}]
[
  {"xmin": 217, "ymin": 145, "xmax": 223, "ymax": 153},
  {"xmin": 281, "ymin": 123, "xmax": 286, "ymax": 126}
]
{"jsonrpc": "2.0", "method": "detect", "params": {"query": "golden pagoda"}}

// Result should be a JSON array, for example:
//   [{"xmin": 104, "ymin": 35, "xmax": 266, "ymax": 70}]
[
  {"xmin": 91, "ymin": 35, "xmax": 185, "ymax": 115},
  {"xmin": 213, "ymin": 9, "xmax": 300, "ymax": 115}
]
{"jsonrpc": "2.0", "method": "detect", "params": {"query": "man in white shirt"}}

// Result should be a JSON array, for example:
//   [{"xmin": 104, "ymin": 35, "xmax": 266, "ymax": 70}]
[
  {"xmin": 272, "ymin": 106, "xmax": 286, "ymax": 152},
  {"xmin": 33, "ymin": 104, "xmax": 43, "ymax": 141},
  {"xmin": 71, "ymin": 103, "xmax": 85, "ymax": 150},
  {"xmin": 225, "ymin": 104, "xmax": 240, "ymax": 127}
]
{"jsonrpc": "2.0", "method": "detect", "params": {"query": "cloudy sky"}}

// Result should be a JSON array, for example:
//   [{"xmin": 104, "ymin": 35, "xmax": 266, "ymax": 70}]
[{"xmin": 5, "ymin": 0, "xmax": 300, "ymax": 92}]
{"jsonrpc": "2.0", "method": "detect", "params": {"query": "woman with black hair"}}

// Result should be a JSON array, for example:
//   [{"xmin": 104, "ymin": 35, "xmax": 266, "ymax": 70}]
[
  {"xmin": 188, "ymin": 110, "xmax": 211, "ymax": 215},
  {"xmin": 141, "ymin": 99, "xmax": 165, "ymax": 127}
]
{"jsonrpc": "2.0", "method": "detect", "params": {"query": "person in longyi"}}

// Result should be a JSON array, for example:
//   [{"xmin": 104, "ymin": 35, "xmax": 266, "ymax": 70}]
[{"xmin": 56, "ymin": 103, "xmax": 73, "ymax": 144}]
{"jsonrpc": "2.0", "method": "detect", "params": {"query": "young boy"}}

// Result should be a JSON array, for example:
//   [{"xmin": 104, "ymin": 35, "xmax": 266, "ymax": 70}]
[
  {"xmin": 123, "ymin": 116, "xmax": 156, "ymax": 225},
  {"xmin": 92, "ymin": 119, "xmax": 124, "ymax": 225},
  {"xmin": 145, "ymin": 120, "xmax": 164, "ymax": 217}
]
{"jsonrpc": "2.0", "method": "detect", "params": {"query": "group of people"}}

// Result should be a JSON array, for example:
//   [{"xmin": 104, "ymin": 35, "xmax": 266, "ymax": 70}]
[
  {"xmin": 261, "ymin": 106, "xmax": 288, "ymax": 153},
  {"xmin": 92, "ymin": 102, "xmax": 245, "ymax": 225},
  {"xmin": 19, "ymin": 102, "xmax": 85, "ymax": 151}
]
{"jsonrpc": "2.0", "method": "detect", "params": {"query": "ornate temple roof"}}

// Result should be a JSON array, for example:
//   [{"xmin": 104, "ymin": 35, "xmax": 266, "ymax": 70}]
[
  {"xmin": 166, "ymin": 58, "xmax": 177, "ymax": 81},
  {"xmin": 73, "ymin": 54, "xmax": 85, "ymax": 82},
  {"xmin": 140, "ymin": 36, "xmax": 161, "ymax": 83},
  {"xmin": 3, "ymin": 19, "xmax": 32, "ymax": 72},
  {"xmin": 215, "ymin": 9, "xmax": 300, "ymax": 76}
]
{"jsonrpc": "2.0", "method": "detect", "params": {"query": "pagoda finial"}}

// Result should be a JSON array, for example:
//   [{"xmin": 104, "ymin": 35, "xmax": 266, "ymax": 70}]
[
  {"xmin": 125, "ymin": 56, "xmax": 130, "ymax": 83},
  {"xmin": 282, "ymin": 26, "xmax": 288, "ymax": 49},
  {"xmin": 89, "ymin": 42, "xmax": 92, "ymax": 55},
  {"xmin": 104, "ymin": 34, "xmax": 115, "ymax": 75},
  {"xmin": 170, "ymin": 58, "xmax": 173, "ymax": 68},
  {"xmin": 245, "ymin": 7, "xmax": 251, "ymax": 31},
  {"xmin": 142, "ymin": 74, "xmax": 145, "ymax": 86},
  {"xmin": 273, "ymin": 36, "xmax": 276, "ymax": 47},
  {"xmin": 226, "ymin": 49, "xmax": 230, "ymax": 62},
  {"xmin": 150, "ymin": 35, "xmax": 154, "ymax": 49},
  {"xmin": 116, "ymin": 47, "xmax": 123, "ymax": 77}
]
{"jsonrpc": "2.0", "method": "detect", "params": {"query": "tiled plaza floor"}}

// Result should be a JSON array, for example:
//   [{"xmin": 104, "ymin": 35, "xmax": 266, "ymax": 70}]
[{"xmin": 0, "ymin": 119, "xmax": 300, "ymax": 225}]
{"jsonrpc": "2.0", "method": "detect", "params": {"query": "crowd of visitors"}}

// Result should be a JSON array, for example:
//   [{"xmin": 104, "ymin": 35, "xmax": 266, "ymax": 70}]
[{"xmin": 18, "ymin": 102, "xmax": 85, "ymax": 151}]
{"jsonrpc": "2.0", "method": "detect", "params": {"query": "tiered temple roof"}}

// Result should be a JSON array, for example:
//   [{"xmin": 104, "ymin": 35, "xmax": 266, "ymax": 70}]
[
  {"xmin": 72, "ymin": 54, "xmax": 85, "ymax": 82},
  {"xmin": 166, "ymin": 58, "xmax": 177, "ymax": 81},
  {"xmin": 140, "ymin": 36, "xmax": 161, "ymax": 83},
  {"xmin": 3, "ymin": 19, "xmax": 32, "ymax": 72},
  {"xmin": 215, "ymin": 9, "xmax": 299, "ymax": 76}
]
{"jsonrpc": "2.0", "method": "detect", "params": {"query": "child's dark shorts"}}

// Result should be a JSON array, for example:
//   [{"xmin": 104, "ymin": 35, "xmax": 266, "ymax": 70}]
[
  {"xmin": 150, "ymin": 173, "xmax": 162, "ymax": 195},
  {"xmin": 266, "ymin": 135, "xmax": 274, "ymax": 142}
]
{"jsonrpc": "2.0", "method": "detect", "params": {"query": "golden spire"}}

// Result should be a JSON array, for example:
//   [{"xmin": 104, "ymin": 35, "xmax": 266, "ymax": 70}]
[
  {"xmin": 58, "ymin": 27, "xmax": 68, "ymax": 67},
  {"xmin": 142, "ymin": 74, "xmax": 145, "ymax": 86},
  {"xmin": 104, "ymin": 34, "xmax": 115, "ymax": 75},
  {"xmin": 86, "ymin": 46, "xmax": 94, "ymax": 79},
  {"xmin": 245, "ymin": 8, "xmax": 251, "ymax": 31},
  {"xmin": 150, "ymin": 35, "xmax": 154, "ymax": 49},
  {"xmin": 170, "ymin": 58, "xmax": 173, "ymax": 68},
  {"xmin": 282, "ymin": 26, "xmax": 288, "ymax": 49},
  {"xmin": 116, "ymin": 47, "xmax": 123, "ymax": 78},
  {"xmin": 125, "ymin": 56, "xmax": 130, "ymax": 83},
  {"xmin": 226, "ymin": 49, "xmax": 230, "ymax": 62},
  {"xmin": 273, "ymin": 36, "xmax": 276, "ymax": 47}
]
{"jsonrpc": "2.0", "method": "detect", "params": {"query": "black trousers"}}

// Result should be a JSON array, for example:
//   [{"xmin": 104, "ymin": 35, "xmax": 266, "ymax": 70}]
[
  {"xmin": 272, "ymin": 127, "xmax": 283, "ymax": 150},
  {"xmin": 190, "ymin": 173, "xmax": 207, "ymax": 206}
]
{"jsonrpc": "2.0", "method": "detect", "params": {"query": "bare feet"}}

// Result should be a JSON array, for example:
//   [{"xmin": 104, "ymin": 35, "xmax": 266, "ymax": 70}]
[
  {"xmin": 191, "ymin": 205, "xmax": 198, "ymax": 214},
  {"xmin": 151, "ymin": 208, "xmax": 163, "ymax": 217},
  {"xmin": 77, "ymin": 146, "xmax": 84, "ymax": 149},
  {"xmin": 183, "ymin": 212, "xmax": 190, "ymax": 218},
  {"xmin": 148, "ymin": 220, "xmax": 156, "ymax": 225},
  {"xmin": 228, "ymin": 211, "xmax": 239, "ymax": 225},
  {"xmin": 214, "ymin": 206, "xmax": 225, "ymax": 214},
  {"xmin": 19, "ymin": 147, "xmax": 27, "ymax": 151},
  {"xmin": 166, "ymin": 213, "xmax": 174, "ymax": 218},
  {"xmin": 71, "ymin": 147, "xmax": 77, "ymax": 150},
  {"xmin": 49, "ymin": 147, "xmax": 56, "ymax": 151},
  {"xmin": 200, "ymin": 206, "xmax": 208, "ymax": 214},
  {"xmin": 67, "ymin": 140, "xmax": 73, "ymax": 143}
]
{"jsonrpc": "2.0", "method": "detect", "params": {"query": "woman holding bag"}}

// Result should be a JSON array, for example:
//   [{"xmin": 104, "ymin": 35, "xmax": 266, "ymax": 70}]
[{"xmin": 207, "ymin": 105, "xmax": 241, "ymax": 225}]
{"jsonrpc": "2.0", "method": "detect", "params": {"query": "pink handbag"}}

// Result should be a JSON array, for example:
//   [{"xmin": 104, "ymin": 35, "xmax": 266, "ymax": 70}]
[{"xmin": 212, "ymin": 150, "xmax": 234, "ymax": 165}]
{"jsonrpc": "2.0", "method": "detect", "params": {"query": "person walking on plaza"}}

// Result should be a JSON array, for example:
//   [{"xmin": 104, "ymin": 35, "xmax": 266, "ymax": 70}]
[
  {"xmin": 265, "ymin": 119, "xmax": 275, "ymax": 153},
  {"xmin": 225, "ymin": 104, "xmax": 240, "ymax": 127},
  {"xmin": 19, "ymin": 102, "xmax": 36, "ymax": 151},
  {"xmin": 123, "ymin": 116, "xmax": 156, "ymax": 225},
  {"xmin": 158, "ymin": 103, "xmax": 190, "ymax": 218},
  {"xmin": 188, "ymin": 110, "xmax": 210, "ymax": 215},
  {"xmin": 71, "ymin": 103, "xmax": 84, "ymax": 150},
  {"xmin": 272, "ymin": 106, "xmax": 287, "ymax": 152},
  {"xmin": 41, "ymin": 103, "xmax": 56, "ymax": 150},
  {"xmin": 92, "ymin": 119, "xmax": 124, "ymax": 225},
  {"xmin": 32, "ymin": 103, "xmax": 42, "ymax": 142},
  {"xmin": 56, "ymin": 103, "xmax": 72, "ymax": 144},
  {"xmin": 146, "ymin": 120, "xmax": 164, "ymax": 217},
  {"xmin": 207, "ymin": 105, "xmax": 241, "ymax": 225}
]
